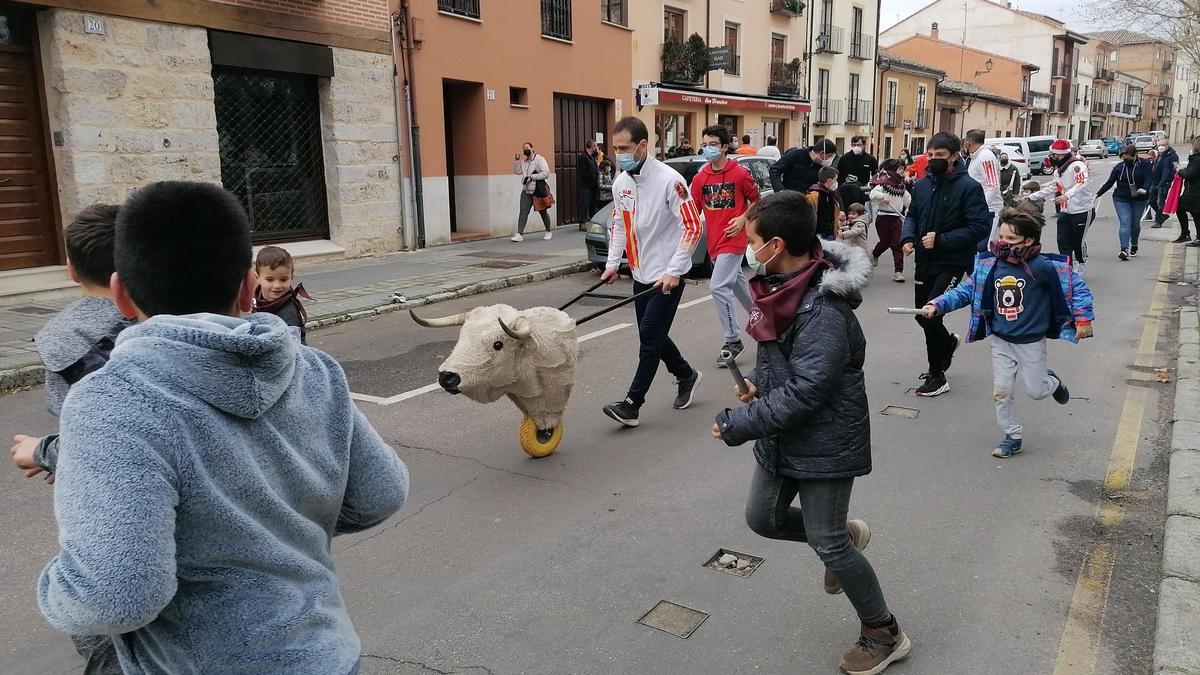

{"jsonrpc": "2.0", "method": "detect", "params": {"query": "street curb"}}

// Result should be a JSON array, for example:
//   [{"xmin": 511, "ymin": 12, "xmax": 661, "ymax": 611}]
[
  {"xmin": 0, "ymin": 260, "xmax": 599, "ymax": 395},
  {"xmin": 1155, "ymin": 246, "xmax": 1200, "ymax": 674}
]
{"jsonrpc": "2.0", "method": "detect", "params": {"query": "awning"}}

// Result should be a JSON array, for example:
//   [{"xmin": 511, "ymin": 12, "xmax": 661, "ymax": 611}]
[{"xmin": 641, "ymin": 85, "xmax": 812, "ymax": 113}]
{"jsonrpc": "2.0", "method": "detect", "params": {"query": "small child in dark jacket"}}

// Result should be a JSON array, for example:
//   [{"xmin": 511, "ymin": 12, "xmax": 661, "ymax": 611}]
[
  {"xmin": 713, "ymin": 191, "xmax": 911, "ymax": 675},
  {"xmin": 807, "ymin": 165, "xmax": 844, "ymax": 241},
  {"xmin": 253, "ymin": 245, "xmax": 312, "ymax": 344},
  {"xmin": 9, "ymin": 203, "xmax": 131, "ymax": 674},
  {"xmin": 923, "ymin": 207, "xmax": 1094, "ymax": 458}
]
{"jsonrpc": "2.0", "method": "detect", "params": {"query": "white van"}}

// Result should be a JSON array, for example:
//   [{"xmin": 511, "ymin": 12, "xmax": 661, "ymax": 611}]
[{"xmin": 987, "ymin": 135, "xmax": 1057, "ymax": 174}]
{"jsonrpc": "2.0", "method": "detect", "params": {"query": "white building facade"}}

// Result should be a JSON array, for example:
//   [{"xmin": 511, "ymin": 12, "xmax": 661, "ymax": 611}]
[{"xmin": 808, "ymin": 0, "xmax": 881, "ymax": 152}]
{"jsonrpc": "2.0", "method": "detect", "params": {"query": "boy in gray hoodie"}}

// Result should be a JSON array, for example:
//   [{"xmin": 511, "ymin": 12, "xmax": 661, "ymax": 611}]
[{"xmin": 37, "ymin": 181, "xmax": 409, "ymax": 675}]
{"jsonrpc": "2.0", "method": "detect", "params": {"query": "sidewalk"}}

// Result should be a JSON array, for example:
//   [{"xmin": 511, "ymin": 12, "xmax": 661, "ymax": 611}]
[{"xmin": 0, "ymin": 229, "xmax": 594, "ymax": 390}]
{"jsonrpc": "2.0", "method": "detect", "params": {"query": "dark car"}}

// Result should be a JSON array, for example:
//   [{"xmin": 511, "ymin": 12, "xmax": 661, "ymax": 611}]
[{"xmin": 584, "ymin": 155, "xmax": 776, "ymax": 277}]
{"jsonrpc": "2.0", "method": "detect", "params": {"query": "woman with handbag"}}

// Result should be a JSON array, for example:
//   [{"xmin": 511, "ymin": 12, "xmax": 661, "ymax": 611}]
[{"xmin": 513, "ymin": 142, "xmax": 554, "ymax": 242}]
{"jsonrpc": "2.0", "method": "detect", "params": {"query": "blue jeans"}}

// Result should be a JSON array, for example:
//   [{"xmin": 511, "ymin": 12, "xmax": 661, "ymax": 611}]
[
  {"xmin": 1113, "ymin": 198, "xmax": 1147, "ymax": 250},
  {"xmin": 744, "ymin": 463, "xmax": 892, "ymax": 625}
]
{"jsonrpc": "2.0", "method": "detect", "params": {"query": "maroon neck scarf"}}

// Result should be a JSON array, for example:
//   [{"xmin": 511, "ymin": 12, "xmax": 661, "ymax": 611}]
[
  {"xmin": 988, "ymin": 240, "xmax": 1042, "ymax": 277},
  {"xmin": 254, "ymin": 283, "xmax": 313, "ymax": 322},
  {"xmin": 871, "ymin": 170, "xmax": 906, "ymax": 196},
  {"xmin": 746, "ymin": 242, "xmax": 834, "ymax": 342}
]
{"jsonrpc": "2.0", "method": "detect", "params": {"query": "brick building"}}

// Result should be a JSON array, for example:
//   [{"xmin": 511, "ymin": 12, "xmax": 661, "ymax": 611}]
[
  {"xmin": 1088, "ymin": 30, "xmax": 1176, "ymax": 135},
  {"xmin": 2, "ymin": 0, "xmax": 401, "ymax": 300}
]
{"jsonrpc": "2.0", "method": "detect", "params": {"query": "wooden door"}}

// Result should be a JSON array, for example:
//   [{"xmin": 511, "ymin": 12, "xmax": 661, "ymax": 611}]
[
  {"xmin": 0, "ymin": 7, "xmax": 58, "ymax": 271},
  {"xmin": 553, "ymin": 94, "xmax": 609, "ymax": 226}
]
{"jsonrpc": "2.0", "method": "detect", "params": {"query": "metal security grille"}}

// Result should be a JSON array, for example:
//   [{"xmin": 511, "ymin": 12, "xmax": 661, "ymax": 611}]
[
  {"xmin": 213, "ymin": 66, "xmax": 329, "ymax": 243},
  {"xmin": 541, "ymin": 0, "xmax": 571, "ymax": 41}
]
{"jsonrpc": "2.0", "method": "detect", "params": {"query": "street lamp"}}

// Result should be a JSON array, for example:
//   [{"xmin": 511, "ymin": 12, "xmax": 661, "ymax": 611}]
[{"xmin": 975, "ymin": 58, "xmax": 993, "ymax": 77}]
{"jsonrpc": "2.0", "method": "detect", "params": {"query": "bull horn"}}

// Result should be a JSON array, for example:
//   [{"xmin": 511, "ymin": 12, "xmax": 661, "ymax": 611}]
[
  {"xmin": 409, "ymin": 309, "xmax": 468, "ymax": 328},
  {"xmin": 498, "ymin": 316, "xmax": 532, "ymax": 340}
]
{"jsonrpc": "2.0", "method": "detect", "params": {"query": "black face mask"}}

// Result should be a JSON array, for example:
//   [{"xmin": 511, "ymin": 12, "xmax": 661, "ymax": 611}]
[
  {"xmin": 1000, "ymin": 160, "xmax": 1009, "ymax": 167},
  {"xmin": 1124, "ymin": 157, "xmax": 1135, "ymax": 165},
  {"xmin": 928, "ymin": 158, "xmax": 951, "ymax": 176},
  {"xmin": 523, "ymin": 149, "xmax": 532, "ymax": 158}
]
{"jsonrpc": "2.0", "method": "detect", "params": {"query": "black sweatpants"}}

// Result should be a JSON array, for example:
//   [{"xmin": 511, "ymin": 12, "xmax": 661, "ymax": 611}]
[
  {"xmin": 1056, "ymin": 211, "xmax": 1089, "ymax": 263},
  {"xmin": 627, "ymin": 280, "xmax": 694, "ymax": 407},
  {"xmin": 914, "ymin": 268, "xmax": 968, "ymax": 378}
]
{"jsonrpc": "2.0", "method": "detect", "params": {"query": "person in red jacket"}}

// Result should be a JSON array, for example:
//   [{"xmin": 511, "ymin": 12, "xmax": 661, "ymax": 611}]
[{"xmin": 691, "ymin": 124, "xmax": 760, "ymax": 365}]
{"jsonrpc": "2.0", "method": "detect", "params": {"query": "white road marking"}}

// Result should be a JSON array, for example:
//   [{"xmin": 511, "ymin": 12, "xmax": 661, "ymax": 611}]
[{"xmin": 351, "ymin": 294, "xmax": 716, "ymax": 406}]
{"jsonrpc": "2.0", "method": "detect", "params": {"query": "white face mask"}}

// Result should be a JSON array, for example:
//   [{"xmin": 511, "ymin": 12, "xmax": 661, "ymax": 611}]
[
  {"xmin": 821, "ymin": 155, "xmax": 835, "ymax": 167},
  {"xmin": 851, "ymin": 146, "xmax": 864, "ymax": 155},
  {"xmin": 746, "ymin": 238, "xmax": 781, "ymax": 276}
]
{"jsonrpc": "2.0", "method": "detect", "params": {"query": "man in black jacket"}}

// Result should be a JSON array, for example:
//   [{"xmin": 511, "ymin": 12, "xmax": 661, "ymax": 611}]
[
  {"xmin": 901, "ymin": 132, "xmax": 992, "ymax": 397},
  {"xmin": 836, "ymin": 135, "xmax": 879, "ymax": 217},
  {"xmin": 770, "ymin": 138, "xmax": 837, "ymax": 193},
  {"xmin": 576, "ymin": 140, "xmax": 601, "ymax": 225}
]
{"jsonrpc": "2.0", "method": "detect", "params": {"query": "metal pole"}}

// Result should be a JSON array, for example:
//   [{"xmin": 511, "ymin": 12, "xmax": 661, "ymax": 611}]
[{"xmin": 388, "ymin": 12, "xmax": 412, "ymax": 250}]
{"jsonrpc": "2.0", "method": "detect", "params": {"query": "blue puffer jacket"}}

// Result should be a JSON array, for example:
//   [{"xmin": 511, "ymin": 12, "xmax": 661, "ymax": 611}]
[
  {"xmin": 900, "ymin": 159, "xmax": 994, "ymax": 272},
  {"xmin": 715, "ymin": 241, "xmax": 873, "ymax": 480},
  {"xmin": 931, "ymin": 251, "xmax": 1094, "ymax": 343}
]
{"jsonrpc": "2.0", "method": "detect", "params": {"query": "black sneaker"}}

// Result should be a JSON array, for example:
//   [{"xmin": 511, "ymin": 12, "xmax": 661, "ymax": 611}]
[
  {"xmin": 1189, "ymin": 239, "xmax": 1200, "ymax": 248},
  {"xmin": 1174, "ymin": 234, "xmax": 1192, "ymax": 243},
  {"xmin": 941, "ymin": 334, "xmax": 961, "ymax": 373},
  {"xmin": 915, "ymin": 373, "xmax": 949, "ymax": 397},
  {"xmin": 1130, "ymin": 246, "xmax": 1139, "ymax": 257},
  {"xmin": 603, "ymin": 398, "xmax": 640, "ymax": 427},
  {"xmin": 716, "ymin": 340, "xmax": 744, "ymax": 369},
  {"xmin": 1118, "ymin": 249, "xmax": 1129, "ymax": 261},
  {"xmin": 1047, "ymin": 369, "xmax": 1070, "ymax": 404},
  {"xmin": 673, "ymin": 370, "xmax": 703, "ymax": 409}
]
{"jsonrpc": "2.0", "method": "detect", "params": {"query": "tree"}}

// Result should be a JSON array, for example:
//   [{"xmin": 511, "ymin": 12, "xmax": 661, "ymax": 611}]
[{"xmin": 1083, "ymin": 0, "xmax": 1200, "ymax": 70}]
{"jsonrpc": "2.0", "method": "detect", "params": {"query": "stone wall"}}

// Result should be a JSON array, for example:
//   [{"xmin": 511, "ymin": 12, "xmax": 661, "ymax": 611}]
[
  {"xmin": 319, "ymin": 47, "xmax": 402, "ymax": 256},
  {"xmin": 40, "ymin": 9, "xmax": 221, "ymax": 222}
]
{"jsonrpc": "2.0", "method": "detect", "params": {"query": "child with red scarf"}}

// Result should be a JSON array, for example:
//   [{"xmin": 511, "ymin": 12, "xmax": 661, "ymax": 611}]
[
  {"xmin": 254, "ymin": 246, "xmax": 313, "ymax": 344},
  {"xmin": 807, "ymin": 166, "xmax": 843, "ymax": 240},
  {"xmin": 712, "ymin": 191, "xmax": 911, "ymax": 675},
  {"xmin": 921, "ymin": 208, "xmax": 1094, "ymax": 459}
]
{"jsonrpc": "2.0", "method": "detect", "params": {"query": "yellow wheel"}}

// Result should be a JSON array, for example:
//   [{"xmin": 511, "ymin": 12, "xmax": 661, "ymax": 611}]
[{"xmin": 518, "ymin": 416, "xmax": 562, "ymax": 458}]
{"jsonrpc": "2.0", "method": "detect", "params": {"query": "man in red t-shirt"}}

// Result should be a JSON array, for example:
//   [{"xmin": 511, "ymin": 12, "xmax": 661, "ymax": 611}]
[{"xmin": 691, "ymin": 124, "xmax": 760, "ymax": 365}]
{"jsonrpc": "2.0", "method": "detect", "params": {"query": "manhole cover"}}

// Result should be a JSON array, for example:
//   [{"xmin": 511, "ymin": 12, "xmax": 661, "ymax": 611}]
[
  {"xmin": 880, "ymin": 405, "xmax": 920, "ymax": 419},
  {"xmin": 8, "ymin": 305, "xmax": 57, "ymax": 315},
  {"xmin": 471, "ymin": 260, "xmax": 532, "ymax": 270},
  {"xmin": 636, "ymin": 600, "xmax": 708, "ymax": 639},
  {"xmin": 460, "ymin": 251, "xmax": 552, "ymax": 262},
  {"xmin": 703, "ymin": 548, "xmax": 764, "ymax": 577}
]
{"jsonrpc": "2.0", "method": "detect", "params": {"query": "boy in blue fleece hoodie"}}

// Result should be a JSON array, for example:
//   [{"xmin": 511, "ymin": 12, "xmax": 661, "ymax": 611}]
[
  {"xmin": 37, "ymin": 181, "xmax": 409, "ymax": 675},
  {"xmin": 922, "ymin": 207, "xmax": 1094, "ymax": 458}
]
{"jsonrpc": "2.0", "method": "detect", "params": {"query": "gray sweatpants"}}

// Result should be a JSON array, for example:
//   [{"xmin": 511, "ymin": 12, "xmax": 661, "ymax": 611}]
[
  {"xmin": 711, "ymin": 252, "xmax": 753, "ymax": 342},
  {"xmin": 991, "ymin": 337, "xmax": 1058, "ymax": 439}
]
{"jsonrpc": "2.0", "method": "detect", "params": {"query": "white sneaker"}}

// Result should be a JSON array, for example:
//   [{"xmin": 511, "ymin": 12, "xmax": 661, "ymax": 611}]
[
  {"xmin": 544, "ymin": 231, "xmax": 553, "ymax": 240},
  {"xmin": 511, "ymin": 234, "xmax": 524, "ymax": 242}
]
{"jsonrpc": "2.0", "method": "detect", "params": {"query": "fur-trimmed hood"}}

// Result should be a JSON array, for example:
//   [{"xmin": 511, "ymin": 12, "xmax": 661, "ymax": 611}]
[{"xmin": 816, "ymin": 239, "xmax": 872, "ymax": 307}]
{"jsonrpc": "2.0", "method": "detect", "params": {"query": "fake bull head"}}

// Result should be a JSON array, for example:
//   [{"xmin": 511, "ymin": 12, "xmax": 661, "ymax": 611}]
[{"xmin": 410, "ymin": 304, "xmax": 579, "ymax": 433}]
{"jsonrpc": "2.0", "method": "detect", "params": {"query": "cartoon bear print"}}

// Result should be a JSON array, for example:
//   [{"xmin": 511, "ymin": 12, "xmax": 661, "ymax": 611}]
[{"xmin": 995, "ymin": 275, "xmax": 1025, "ymax": 321}]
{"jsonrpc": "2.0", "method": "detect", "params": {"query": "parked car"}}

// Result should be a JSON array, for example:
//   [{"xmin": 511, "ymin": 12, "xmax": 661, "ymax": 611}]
[
  {"xmin": 992, "ymin": 144, "xmax": 1032, "ymax": 180},
  {"xmin": 988, "ymin": 135, "xmax": 1056, "ymax": 174},
  {"xmin": 1079, "ymin": 139, "xmax": 1109, "ymax": 158},
  {"xmin": 584, "ymin": 155, "xmax": 777, "ymax": 277},
  {"xmin": 1134, "ymin": 135, "xmax": 1156, "ymax": 153},
  {"xmin": 1103, "ymin": 136, "xmax": 1124, "ymax": 154}
]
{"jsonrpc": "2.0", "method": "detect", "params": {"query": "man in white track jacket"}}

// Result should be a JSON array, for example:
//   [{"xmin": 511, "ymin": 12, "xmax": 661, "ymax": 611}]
[
  {"xmin": 963, "ymin": 129, "xmax": 1005, "ymax": 241},
  {"xmin": 1030, "ymin": 139, "xmax": 1096, "ymax": 268},
  {"xmin": 600, "ymin": 116, "xmax": 704, "ymax": 428}
]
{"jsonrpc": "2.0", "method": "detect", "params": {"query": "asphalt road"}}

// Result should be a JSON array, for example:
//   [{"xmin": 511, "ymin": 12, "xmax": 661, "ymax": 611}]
[{"xmin": 0, "ymin": 158, "xmax": 1189, "ymax": 674}]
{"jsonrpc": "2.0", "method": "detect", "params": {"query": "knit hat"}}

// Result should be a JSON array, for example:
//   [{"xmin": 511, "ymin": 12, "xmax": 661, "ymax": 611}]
[{"xmin": 1049, "ymin": 139, "xmax": 1073, "ymax": 155}]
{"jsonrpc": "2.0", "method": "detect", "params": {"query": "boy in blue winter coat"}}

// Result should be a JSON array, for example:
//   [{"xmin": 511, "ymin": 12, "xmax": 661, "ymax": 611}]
[
  {"xmin": 921, "ymin": 207, "xmax": 1094, "ymax": 458},
  {"xmin": 37, "ymin": 181, "xmax": 409, "ymax": 675}
]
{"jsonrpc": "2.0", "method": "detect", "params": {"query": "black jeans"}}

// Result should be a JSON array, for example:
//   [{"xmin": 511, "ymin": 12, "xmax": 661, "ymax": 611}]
[
  {"xmin": 1150, "ymin": 185, "xmax": 1169, "ymax": 225},
  {"xmin": 744, "ymin": 463, "xmax": 891, "ymax": 626},
  {"xmin": 1056, "ymin": 211, "xmax": 1089, "ymax": 262},
  {"xmin": 1178, "ymin": 209, "xmax": 1200, "ymax": 239},
  {"xmin": 627, "ymin": 280, "xmax": 693, "ymax": 406},
  {"xmin": 914, "ymin": 268, "xmax": 968, "ymax": 377},
  {"xmin": 577, "ymin": 187, "xmax": 596, "ymax": 224}
]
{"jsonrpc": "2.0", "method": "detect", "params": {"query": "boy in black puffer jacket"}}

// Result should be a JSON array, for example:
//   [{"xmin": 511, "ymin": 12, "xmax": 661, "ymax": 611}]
[{"xmin": 713, "ymin": 191, "xmax": 911, "ymax": 675}]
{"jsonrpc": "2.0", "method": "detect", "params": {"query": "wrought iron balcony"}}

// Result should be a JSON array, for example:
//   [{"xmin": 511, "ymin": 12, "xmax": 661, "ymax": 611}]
[
  {"xmin": 768, "ymin": 60, "xmax": 804, "ymax": 98},
  {"xmin": 770, "ymin": 0, "xmax": 805, "ymax": 18},
  {"xmin": 915, "ymin": 107, "xmax": 930, "ymax": 129},
  {"xmin": 814, "ymin": 99, "xmax": 843, "ymax": 125},
  {"xmin": 849, "ymin": 33, "xmax": 874, "ymax": 60},
  {"xmin": 814, "ymin": 26, "xmax": 844, "ymax": 54},
  {"xmin": 845, "ymin": 98, "xmax": 872, "ymax": 124},
  {"xmin": 437, "ymin": 0, "xmax": 480, "ymax": 18},
  {"xmin": 883, "ymin": 104, "xmax": 903, "ymax": 128}
]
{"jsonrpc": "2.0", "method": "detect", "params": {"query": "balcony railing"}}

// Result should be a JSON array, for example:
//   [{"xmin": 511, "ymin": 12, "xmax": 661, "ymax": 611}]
[
  {"xmin": 845, "ymin": 98, "xmax": 871, "ymax": 124},
  {"xmin": 883, "ymin": 104, "xmax": 903, "ymax": 128},
  {"xmin": 1092, "ymin": 102, "xmax": 1112, "ymax": 114},
  {"xmin": 849, "ymin": 33, "xmax": 874, "ymax": 60},
  {"xmin": 660, "ymin": 40, "xmax": 706, "ymax": 86},
  {"xmin": 915, "ymin": 107, "xmax": 930, "ymax": 129},
  {"xmin": 1052, "ymin": 63, "xmax": 1072, "ymax": 78},
  {"xmin": 768, "ymin": 60, "xmax": 803, "ymax": 98},
  {"xmin": 540, "ymin": 0, "xmax": 572, "ymax": 40},
  {"xmin": 1164, "ymin": 60, "xmax": 1175, "ymax": 71},
  {"xmin": 770, "ymin": 0, "xmax": 805, "ymax": 18},
  {"xmin": 814, "ymin": 25, "xmax": 844, "ymax": 54},
  {"xmin": 1094, "ymin": 68, "xmax": 1115, "ymax": 82},
  {"xmin": 437, "ymin": 0, "xmax": 480, "ymax": 18},
  {"xmin": 814, "ymin": 99, "xmax": 843, "ymax": 125}
]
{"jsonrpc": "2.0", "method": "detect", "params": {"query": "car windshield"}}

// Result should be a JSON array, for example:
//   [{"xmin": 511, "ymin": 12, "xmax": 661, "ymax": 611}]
[
  {"xmin": 1137, "ymin": 136, "xmax": 1153, "ymax": 143},
  {"xmin": 1026, "ymin": 139, "xmax": 1053, "ymax": 153},
  {"xmin": 1083, "ymin": 141, "xmax": 1100, "ymax": 146}
]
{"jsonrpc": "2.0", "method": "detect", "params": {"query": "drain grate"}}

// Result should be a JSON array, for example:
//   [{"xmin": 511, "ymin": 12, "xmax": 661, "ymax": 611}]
[
  {"xmin": 880, "ymin": 405, "xmax": 920, "ymax": 419},
  {"xmin": 8, "ymin": 305, "xmax": 58, "ymax": 315},
  {"xmin": 703, "ymin": 548, "xmax": 764, "ymax": 577},
  {"xmin": 470, "ymin": 260, "xmax": 532, "ymax": 270},
  {"xmin": 637, "ymin": 600, "xmax": 709, "ymax": 639}
]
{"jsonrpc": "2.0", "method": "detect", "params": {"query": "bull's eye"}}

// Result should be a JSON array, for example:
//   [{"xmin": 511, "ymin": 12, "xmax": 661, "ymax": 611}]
[{"xmin": 493, "ymin": 341, "xmax": 504, "ymax": 351}]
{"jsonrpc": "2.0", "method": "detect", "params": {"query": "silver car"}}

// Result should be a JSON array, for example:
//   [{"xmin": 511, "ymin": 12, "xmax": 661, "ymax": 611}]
[
  {"xmin": 1079, "ymin": 140, "xmax": 1109, "ymax": 159},
  {"xmin": 584, "ymin": 155, "xmax": 776, "ymax": 277}
]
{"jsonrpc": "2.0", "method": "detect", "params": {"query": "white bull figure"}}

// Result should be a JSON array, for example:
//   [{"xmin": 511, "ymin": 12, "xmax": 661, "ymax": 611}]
[{"xmin": 410, "ymin": 304, "xmax": 578, "ymax": 457}]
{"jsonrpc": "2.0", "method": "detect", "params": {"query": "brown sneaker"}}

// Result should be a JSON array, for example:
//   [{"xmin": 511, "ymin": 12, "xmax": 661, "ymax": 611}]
[
  {"xmin": 824, "ymin": 519, "xmax": 872, "ymax": 594},
  {"xmin": 839, "ymin": 618, "xmax": 912, "ymax": 675}
]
